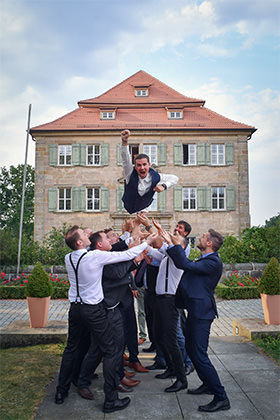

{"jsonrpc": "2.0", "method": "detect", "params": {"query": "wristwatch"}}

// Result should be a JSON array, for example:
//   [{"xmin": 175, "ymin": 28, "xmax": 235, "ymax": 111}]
[{"xmin": 161, "ymin": 183, "xmax": 167, "ymax": 190}]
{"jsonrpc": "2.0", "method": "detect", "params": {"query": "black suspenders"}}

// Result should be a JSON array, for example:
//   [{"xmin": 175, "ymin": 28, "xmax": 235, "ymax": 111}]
[{"xmin": 69, "ymin": 252, "xmax": 87, "ymax": 304}]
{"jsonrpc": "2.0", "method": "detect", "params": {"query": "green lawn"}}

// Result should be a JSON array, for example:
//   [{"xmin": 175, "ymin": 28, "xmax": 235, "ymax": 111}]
[
  {"xmin": 253, "ymin": 335, "xmax": 280, "ymax": 365},
  {"xmin": 0, "ymin": 343, "xmax": 63, "ymax": 420}
]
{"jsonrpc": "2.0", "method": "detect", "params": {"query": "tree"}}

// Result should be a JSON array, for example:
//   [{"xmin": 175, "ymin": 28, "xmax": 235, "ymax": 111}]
[{"xmin": 0, "ymin": 164, "xmax": 34, "ymax": 237}]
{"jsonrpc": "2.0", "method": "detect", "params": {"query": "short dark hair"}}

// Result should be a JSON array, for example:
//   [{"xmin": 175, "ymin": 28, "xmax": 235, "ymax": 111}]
[
  {"xmin": 89, "ymin": 231, "xmax": 104, "ymax": 250},
  {"xmin": 135, "ymin": 153, "xmax": 150, "ymax": 163},
  {"xmin": 177, "ymin": 220, "xmax": 192, "ymax": 236},
  {"xmin": 65, "ymin": 225, "xmax": 80, "ymax": 250},
  {"xmin": 104, "ymin": 228, "xmax": 113, "ymax": 234},
  {"xmin": 208, "ymin": 229, "xmax": 224, "ymax": 252}
]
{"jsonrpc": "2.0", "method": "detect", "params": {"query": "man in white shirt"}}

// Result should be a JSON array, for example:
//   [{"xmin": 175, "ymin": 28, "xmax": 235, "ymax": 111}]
[
  {"xmin": 121, "ymin": 130, "xmax": 178, "ymax": 214},
  {"xmin": 55, "ymin": 225, "xmax": 151, "ymax": 414}
]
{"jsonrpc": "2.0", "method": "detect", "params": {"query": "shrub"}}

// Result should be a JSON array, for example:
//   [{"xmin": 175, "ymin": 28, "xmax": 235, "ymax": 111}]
[
  {"xmin": 258, "ymin": 257, "xmax": 280, "ymax": 295},
  {"xmin": 215, "ymin": 283, "xmax": 260, "ymax": 299},
  {"xmin": 25, "ymin": 262, "xmax": 53, "ymax": 298}
]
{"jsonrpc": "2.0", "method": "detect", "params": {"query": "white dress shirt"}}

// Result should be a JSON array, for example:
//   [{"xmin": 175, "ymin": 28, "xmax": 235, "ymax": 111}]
[
  {"xmin": 148, "ymin": 243, "xmax": 190, "ymax": 295},
  {"xmin": 66, "ymin": 242, "xmax": 148, "ymax": 305},
  {"xmin": 121, "ymin": 145, "xmax": 178, "ymax": 195}
]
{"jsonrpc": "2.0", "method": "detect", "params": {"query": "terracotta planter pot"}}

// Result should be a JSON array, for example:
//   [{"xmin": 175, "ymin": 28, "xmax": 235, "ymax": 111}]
[
  {"xmin": 260, "ymin": 293, "xmax": 280, "ymax": 325},
  {"xmin": 26, "ymin": 296, "xmax": 51, "ymax": 328}
]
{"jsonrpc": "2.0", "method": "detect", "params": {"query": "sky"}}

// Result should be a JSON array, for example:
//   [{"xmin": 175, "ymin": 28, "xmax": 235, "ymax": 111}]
[{"xmin": 1, "ymin": 0, "xmax": 279, "ymax": 227}]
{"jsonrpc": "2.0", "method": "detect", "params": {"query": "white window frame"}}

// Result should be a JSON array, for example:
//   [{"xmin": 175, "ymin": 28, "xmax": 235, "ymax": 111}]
[
  {"xmin": 86, "ymin": 187, "xmax": 101, "ymax": 212},
  {"xmin": 211, "ymin": 187, "xmax": 225, "ymax": 210},
  {"xmin": 143, "ymin": 144, "xmax": 157, "ymax": 165},
  {"xmin": 182, "ymin": 144, "xmax": 196, "ymax": 165},
  {"xmin": 135, "ymin": 89, "xmax": 148, "ymax": 97},
  {"xmin": 146, "ymin": 194, "xmax": 157, "ymax": 212},
  {"xmin": 211, "ymin": 144, "xmax": 225, "ymax": 165},
  {"xmin": 101, "ymin": 111, "xmax": 115, "ymax": 120},
  {"xmin": 58, "ymin": 188, "xmax": 72, "ymax": 211},
  {"xmin": 58, "ymin": 145, "xmax": 72, "ymax": 166},
  {"xmin": 182, "ymin": 187, "xmax": 197, "ymax": 211},
  {"xmin": 87, "ymin": 145, "xmax": 101, "ymax": 166},
  {"xmin": 169, "ymin": 111, "xmax": 182, "ymax": 119}
]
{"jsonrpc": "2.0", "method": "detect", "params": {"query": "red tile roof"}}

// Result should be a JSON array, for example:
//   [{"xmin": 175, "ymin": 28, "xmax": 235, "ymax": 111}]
[{"xmin": 30, "ymin": 70, "xmax": 256, "ymax": 134}]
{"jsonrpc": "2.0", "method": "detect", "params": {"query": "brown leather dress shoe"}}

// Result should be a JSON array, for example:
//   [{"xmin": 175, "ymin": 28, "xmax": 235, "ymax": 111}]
[
  {"xmin": 128, "ymin": 361, "xmax": 149, "ymax": 373},
  {"xmin": 78, "ymin": 387, "xmax": 94, "ymax": 400},
  {"xmin": 117, "ymin": 383, "xmax": 133, "ymax": 393},
  {"xmin": 124, "ymin": 369, "xmax": 136, "ymax": 378},
  {"xmin": 138, "ymin": 337, "xmax": 146, "ymax": 345},
  {"xmin": 121, "ymin": 377, "xmax": 141, "ymax": 387}
]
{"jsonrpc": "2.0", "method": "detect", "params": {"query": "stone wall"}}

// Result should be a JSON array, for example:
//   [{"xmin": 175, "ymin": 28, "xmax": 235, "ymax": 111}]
[{"xmin": 1, "ymin": 263, "xmax": 267, "ymax": 281}]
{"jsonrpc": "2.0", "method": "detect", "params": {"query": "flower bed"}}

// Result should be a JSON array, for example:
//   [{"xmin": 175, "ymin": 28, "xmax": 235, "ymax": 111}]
[
  {"xmin": 215, "ymin": 271, "xmax": 260, "ymax": 299},
  {"xmin": 0, "ymin": 272, "xmax": 69, "ymax": 299}
]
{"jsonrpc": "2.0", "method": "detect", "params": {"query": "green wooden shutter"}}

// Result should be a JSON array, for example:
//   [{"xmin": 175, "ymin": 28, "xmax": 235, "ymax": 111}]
[
  {"xmin": 197, "ymin": 144, "xmax": 205, "ymax": 165},
  {"xmin": 174, "ymin": 143, "xmax": 182, "ymax": 166},
  {"xmin": 116, "ymin": 186, "xmax": 124, "ymax": 211},
  {"xmin": 158, "ymin": 190, "xmax": 166, "ymax": 211},
  {"xmin": 72, "ymin": 144, "xmax": 80, "ymax": 166},
  {"xmin": 49, "ymin": 144, "xmax": 57, "ymax": 166},
  {"xmin": 158, "ymin": 143, "xmax": 166, "ymax": 166},
  {"xmin": 226, "ymin": 185, "xmax": 235, "ymax": 210},
  {"xmin": 101, "ymin": 187, "xmax": 109, "ymax": 211},
  {"xmin": 72, "ymin": 187, "xmax": 85, "ymax": 211},
  {"xmin": 117, "ymin": 144, "xmax": 122, "ymax": 166},
  {"xmin": 48, "ymin": 187, "xmax": 57, "ymax": 211},
  {"xmin": 197, "ymin": 186, "xmax": 211, "ymax": 211},
  {"xmin": 226, "ymin": 143, "xmax": 234, "ymax": 165},
  {"xmin": 174, "ymin": 186, "xmax": 182, "ymax": 211},
  {"xmin": 205, "ymin": 144, "xmax": 210, "ymax": 165},
  {"xmin": 80, "ymin": 144, "xmax": 86, "ymax": 166},
  {"xmin": 101, "ymin": 143, "xmax": 109, "ymax": 166}
]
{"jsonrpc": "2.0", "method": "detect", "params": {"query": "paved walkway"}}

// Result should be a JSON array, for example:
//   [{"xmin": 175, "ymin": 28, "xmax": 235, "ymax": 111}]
[
  {"xmin": 1, "ymin": 299, "xmax": 279, "ymax": 420},
  {"xmin": 0, "ymin": 298, "xmax": 264, "ymax": 336}
]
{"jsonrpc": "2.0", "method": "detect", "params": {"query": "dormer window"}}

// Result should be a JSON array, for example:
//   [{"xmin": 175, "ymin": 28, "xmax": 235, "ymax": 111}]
[
  {"xmin": 100, "ymin": 110, "xmax": 115, "ymax": 120},
  {"xmin": 135, "ymin": 89, "xmax": 148, "ymax": 97},
  {"xmin": 168, "ymin": 110, "xmax": 183, "ymax": 119}
]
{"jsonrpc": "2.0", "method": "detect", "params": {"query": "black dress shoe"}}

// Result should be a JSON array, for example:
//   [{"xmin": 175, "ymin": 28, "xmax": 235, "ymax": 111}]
[
  {"xmin": 142, "ymin": 344, "xmax": 156, "ymax": 352},
  {"xmin": 198, "ymin": 397, "xmax": 230, "ymax": 412},
  {"xmin": 146, "ymin": 361, "xmax": 166, "ymax": 370},
  {"xmin": 155, "ymin": 369, "xmax": 174, "ymax": 379},
  {"xmin": 55, "ymin": 391, "xmax": 68, "ymax": 404},
  {"xmin": 164, "ymin": 379, "xmax": 188, "ymax": 393},
  {"xmin": 103, "ymin": 397, "xmax": 131, "ymax": 413},
  {"xmin": 117, "ymin": 383, "xmax": 133, "ymax": 393},
  {"xmin": 188, "ymin": 383, "xmax": 213, "ymax": 395},
  {"xmin": 185, "ymin": 364, "xmax": 195, "ymax": 375}
]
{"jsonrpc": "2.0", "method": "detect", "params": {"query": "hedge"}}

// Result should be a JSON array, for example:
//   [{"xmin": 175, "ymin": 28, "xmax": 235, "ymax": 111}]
[
  {"xmin": 215, "ymin": 283, "xmax": 260, "ymax": 300},
  {"xmin": 0, "ymin": 286, "xmax": 69, "ymax": 300}
]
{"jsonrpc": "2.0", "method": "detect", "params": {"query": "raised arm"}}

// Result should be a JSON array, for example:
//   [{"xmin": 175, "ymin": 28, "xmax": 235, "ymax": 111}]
[{"xmin": 121, "ymin": 130, "xmax": 133, "ymax": 181}]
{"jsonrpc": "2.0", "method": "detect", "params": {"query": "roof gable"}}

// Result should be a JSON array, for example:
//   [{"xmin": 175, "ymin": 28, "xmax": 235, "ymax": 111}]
[{"xmin": 78, "ymin": 70, "xmax": 204, "ymax": 107}]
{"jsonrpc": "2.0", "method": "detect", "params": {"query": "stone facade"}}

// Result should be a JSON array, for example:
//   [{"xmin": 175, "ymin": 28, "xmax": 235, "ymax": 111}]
[{"xmin": 31, "ymin": 71, "xmax": 256, "ymax": 243}]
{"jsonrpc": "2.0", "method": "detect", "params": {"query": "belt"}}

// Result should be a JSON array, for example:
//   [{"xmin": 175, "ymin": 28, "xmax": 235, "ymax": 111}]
[{"xmin": 156, "ymin": 294, "xmax": 174, "ymax": 298}]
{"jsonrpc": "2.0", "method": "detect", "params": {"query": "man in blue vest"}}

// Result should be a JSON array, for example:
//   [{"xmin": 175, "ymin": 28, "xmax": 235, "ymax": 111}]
[{"xmin": 121, "ymin": 130, "xmax": 178, "ymax": 214}]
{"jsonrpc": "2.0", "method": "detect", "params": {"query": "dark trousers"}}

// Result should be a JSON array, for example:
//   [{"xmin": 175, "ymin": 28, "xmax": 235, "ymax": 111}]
[
  {"xmin": 154, "ymin": 295, "xmax": 186, "ymax": 383},
  {"xmin": 86, "ymin": 307, "xmax": 125, "ymax": 384},
  {"xmin": 144, "ymin": 290, "xmax": 156, "ymax": 344},
  {"xmin": 183, "ymin": 316, "xmax": 227, "ymax": 400},
  {"xmin": 120, "ymin": 290, "xmax": 139, "ymax": 363},
  {"xmin": 74, "ymin": 302, "xmax": 118, "ymax": 402},
  {"xmin": 56, "ymin": 303, "xmax": 90, "ymax": 395}
]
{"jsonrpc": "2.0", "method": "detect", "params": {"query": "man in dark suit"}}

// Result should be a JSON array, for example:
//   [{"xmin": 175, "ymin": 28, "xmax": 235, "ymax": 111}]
[{"xmin": 162, "ymin": 228, "xmax": 230, "ymax": 413}]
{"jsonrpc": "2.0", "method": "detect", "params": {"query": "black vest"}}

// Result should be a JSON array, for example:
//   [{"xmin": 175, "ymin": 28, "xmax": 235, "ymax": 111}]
[{"xmin": 122, "ymin": 168, "xmax": 160, "ymax": 214}]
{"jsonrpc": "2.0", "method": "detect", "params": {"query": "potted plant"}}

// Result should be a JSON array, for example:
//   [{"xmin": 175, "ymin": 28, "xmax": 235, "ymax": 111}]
[
  {"xmin": 25, "ymin": 262, "xmax": 53, "ymax": 328},
  {"xmin": 258, "ymin": 257, "xmax": 280, "ymax": 325}
]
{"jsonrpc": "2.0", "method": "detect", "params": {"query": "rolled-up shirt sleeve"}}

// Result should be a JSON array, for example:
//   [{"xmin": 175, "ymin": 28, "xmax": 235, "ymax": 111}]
[
  {"xmin": 121, "ymin": 145, "xmax": 133, "ymax": 183},
  {"xmin": 159, "ymin": 173, "xmax": 179, "ymax": 189}
]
